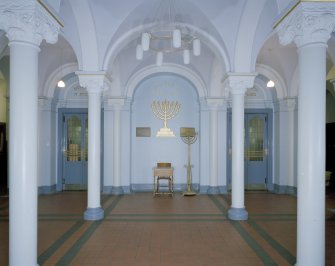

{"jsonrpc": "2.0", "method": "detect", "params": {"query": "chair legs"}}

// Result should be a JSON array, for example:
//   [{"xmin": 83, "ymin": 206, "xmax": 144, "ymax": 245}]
[{"xmin": 154, "ymin": 177, "xmax": 173, "ymax": 196}]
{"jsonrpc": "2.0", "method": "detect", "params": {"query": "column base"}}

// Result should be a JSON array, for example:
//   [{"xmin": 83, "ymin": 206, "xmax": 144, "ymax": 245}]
[
  {"xmin": 207, "ymin": 186, "xmax": 221, "ymax": 195},
  {"xmin": 84, "ymin": 207, "xmax": 104, "ymax": 221},
  {"xmin": 228, "ymin": 207, "xmax": 248, "ymax": 221}
]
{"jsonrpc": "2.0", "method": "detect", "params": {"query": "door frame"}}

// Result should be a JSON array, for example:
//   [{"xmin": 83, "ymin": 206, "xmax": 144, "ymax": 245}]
[
  {"xmin": 226, "ymin": 108, "xmax": 273, "ymax": 191},
  {"xmin": 57, "ymin": 108, "xmax": 104, "ymax": 191}
]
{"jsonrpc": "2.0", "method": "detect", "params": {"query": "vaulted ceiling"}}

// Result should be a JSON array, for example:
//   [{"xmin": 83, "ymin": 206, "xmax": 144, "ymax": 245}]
[{"xmin": 1, "ymin": 0, "xmax": 335, "ymax": 99}]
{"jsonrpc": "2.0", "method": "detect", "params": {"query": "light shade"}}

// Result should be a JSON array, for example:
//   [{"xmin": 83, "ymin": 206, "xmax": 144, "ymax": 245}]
[
  {"xmin": 183, "ymin": 49, "xmax": 190, "ymax": 64},
  {"xmin": 173, "ymin": 29, "xmax": 181, "ymax": 48},
  {"xmin": 141, "ymin": 32, "xmax": 150, "ymax": 51},
  {"xmin": 156, "ymin": 51, "xmax": 163, "ymax": 66},
  {"xmin": 267, "ymin": 80, "xmax": 275, "ymax": 88},
  {"xmin": 57, "ymin": 80, "xmax": 65, "ymax": 88},
  {"xmin": 193, "ymin": 39, "xmax": 201, "ymax": 56},
  {"xmin": 136, "ymin": 44, "xmax": 143, "ymax": 60}
]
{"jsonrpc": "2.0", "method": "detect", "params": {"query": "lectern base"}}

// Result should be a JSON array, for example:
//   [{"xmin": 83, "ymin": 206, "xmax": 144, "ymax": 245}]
[{"xmin": 183, "ymin": 191, "xmax": 196, "ymax": 196}]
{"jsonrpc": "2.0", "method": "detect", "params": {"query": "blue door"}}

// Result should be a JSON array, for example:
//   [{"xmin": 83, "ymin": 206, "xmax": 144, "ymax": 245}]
[
  {"xmin": 227, "ymin": 112, "xmax": 270, "ymax": 190},
  {"xmin": 62, "ymin": 114, "xmax": 88, "ymax": 190},
  {"xmin": 244, "ymin": 114, "xmax": 268, "ymax": 189}
]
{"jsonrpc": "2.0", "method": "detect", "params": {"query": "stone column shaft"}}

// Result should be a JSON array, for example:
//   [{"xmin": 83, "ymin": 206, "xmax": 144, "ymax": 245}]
[
  {"xmin": 206, "ymin": 98, "xmax": 224, "ymax": 194},
  {"xmin": 0, "ymin": 1, "xmax": 60, "ymax": 265},
  {"xmin": 77, "ymin": 72, "xmax": 110, "ymax": 221},
  {"xmin": 276, "ymin": 2, "xmax": 335, "ymax": 265},
  {"xmin": 9, "ymin": 39, "xmax": 40, "ymax": 266},
  {"xmin": 226, "ymin": 73, "xmax": 256, "ymax": 221},
  {"xmin": 108, "ymin": 98, "xmax": 125, "ymax": 192}
]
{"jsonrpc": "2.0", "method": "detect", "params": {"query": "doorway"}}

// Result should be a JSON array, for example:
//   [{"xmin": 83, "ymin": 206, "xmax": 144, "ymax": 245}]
[
  {"xmin": 227, "ymin": 109, "xmax": 273, "ymax": 190},
  {"xmin": 59, "ymin": 110, "xmax": 88, "ymax": 190}
]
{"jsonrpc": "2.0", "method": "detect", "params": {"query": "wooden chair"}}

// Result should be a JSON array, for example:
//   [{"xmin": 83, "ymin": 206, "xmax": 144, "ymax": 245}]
[{"xmin": 153, "ymin": 162, "xmax": 174, "ymax": 196}]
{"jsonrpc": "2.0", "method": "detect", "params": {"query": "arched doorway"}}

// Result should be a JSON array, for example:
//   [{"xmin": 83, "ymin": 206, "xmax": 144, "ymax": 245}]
[{"xmin": 130, "ymin": 73, "xmax": 200, "ymax": 192}]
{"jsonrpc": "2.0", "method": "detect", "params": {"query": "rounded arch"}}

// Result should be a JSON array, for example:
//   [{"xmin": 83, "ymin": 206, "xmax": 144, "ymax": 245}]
[
  {"xmin": 125, "ymin": 63, "xmax": 207, "ymax": 99},
  {"xmin": 44, "ymin": 62, "xmax": 78, "ymax": 98},
  {"xmin": 256, "ymin": 63, "xmax": 287, "ymax": 99},
  {"xmin": 254, "ymin": 78, "xmax": 277, "ymax": 102},
  {"xmin": 102, "ymin": 23, "xmax": 231, "ymax": 74}
]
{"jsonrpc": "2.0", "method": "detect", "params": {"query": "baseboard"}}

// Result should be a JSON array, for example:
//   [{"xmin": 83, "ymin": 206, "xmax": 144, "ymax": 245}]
[
  {"xmin": 273, "ymin": 184, "xmax": 297, "ymax": 196},
  {"xmin": 38, "ymin": 184, "xmax": 57, "ymax": 195}
]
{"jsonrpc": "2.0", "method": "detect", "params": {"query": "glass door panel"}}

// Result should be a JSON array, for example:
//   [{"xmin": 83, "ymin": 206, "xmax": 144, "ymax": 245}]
[
  {"xmin": 245, "ymin": 114, "xmax": 267, "ymax": 190},
  {"xmin": 63, "ymin": 114, "xmax": 88, "ymax": 190}
]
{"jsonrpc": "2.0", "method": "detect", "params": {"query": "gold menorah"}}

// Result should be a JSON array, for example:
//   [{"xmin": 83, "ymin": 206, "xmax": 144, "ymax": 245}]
[{"xmin": 151, "ymin": 100, "xmax": 180, "ymax": 137}]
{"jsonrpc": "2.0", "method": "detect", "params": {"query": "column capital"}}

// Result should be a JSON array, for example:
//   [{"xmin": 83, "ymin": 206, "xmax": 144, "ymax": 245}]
[
  {"xmin": 206, "ymin": 97, "xmax": 226, "ymax": 109},
  {"xmin": 224, "ymin": 73, "xmax": 257, "ymax": 95},
  {"xmin": 76, "ymin": 71, "xmax": 111, "ymax": 94},
  {"xmin": 106, "ymin": 97, "xmax": 126, "ymax": 110},
  {"xmin": 0, "ymin": 0, "xmax": 61, "ymax": 46},
  {"xmin": 278, "ymin": 97, "xmax": 297, "ymax": 112},
  {"xmin": 276, "ymin": 1, "xmax": 335, "ymax": 48}
]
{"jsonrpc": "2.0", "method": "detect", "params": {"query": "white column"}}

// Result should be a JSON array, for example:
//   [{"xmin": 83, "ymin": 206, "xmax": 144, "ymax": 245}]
[
  {"xmin": 277, "ymin": 3, "xmax": 335, "ymax": 265},
  {"xmin": 207, "ymin": 99, "xmax": 224, "ymax": 194},
  {"xmin": 9, "ymin": 36, "xmax": 40, "ymax": 266},
  {"xmin": 225, "ymin": 73, "xmax": 256, "ymax": 221},
  {"xmin": 0, "ymin": 1, "xmax": 60, "ymax": 265},
  {"xmin": 109, "ymin": 98, "xmax": 125, "ymax": 194},
  {"xmin": 285, "ymin": 98, "xmax": 297, "ymax": 190},
  {"xmin": 77, "ymin": 72, "xmax": 110, "ymax": 220}
]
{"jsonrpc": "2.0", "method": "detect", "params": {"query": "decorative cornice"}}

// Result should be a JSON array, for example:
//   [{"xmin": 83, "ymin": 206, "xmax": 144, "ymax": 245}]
[
  {"xmin": 106, "ymin": 98, "xmax": 126, "ymax": 110},
  {"xmin": 224, "ymin": 72, "xmax": 257, "ymax": 95},
  {"xmin": 0, "ymin": 0, "xmax": 60, "ymax": 45},
  {"xmin": 276, "ymin": 2, "xmax": 335, "ymax": 47},
  {"xmin": 76, "ymin": 71, "xmax": 111, "ymax": 94},
  {"xmin": 206, "ymin": 97, "xmax": 226, "ymax": 109},
  {"xmin": 38, "ymin": 96, "xmax": 53, "ymax": 111},
  {"xmin": 280, "ymin": 97, "xmax": 297, "ymax": 111}
]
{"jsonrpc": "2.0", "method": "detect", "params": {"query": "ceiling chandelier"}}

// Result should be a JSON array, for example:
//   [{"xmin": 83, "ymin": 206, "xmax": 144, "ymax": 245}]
[{"xmin": 136, "ymin": 0, "xmax": 201, "ymax": 66}]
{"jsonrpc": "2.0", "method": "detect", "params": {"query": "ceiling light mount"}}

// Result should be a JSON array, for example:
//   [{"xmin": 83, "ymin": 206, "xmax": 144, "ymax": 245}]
[{"xmin": 136, "ymin": 0, "xmax": 201, "ymax": 65}]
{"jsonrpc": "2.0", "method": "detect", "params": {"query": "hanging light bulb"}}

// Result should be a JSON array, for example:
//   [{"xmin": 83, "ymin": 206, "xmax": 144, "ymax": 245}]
[
  {"xmin": 267, "ymin": 80, "xmax": 275, "ymax": 88},
  {"xmin": 57, "ymin": 80, "xmax": 65, "ymax": 88}
]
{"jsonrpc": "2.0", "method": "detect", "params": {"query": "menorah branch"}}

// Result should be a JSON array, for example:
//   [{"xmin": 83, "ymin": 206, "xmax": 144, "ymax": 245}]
[{"xmin": 151, "ymin": 100, "xmax": 180, "ymax": 137}]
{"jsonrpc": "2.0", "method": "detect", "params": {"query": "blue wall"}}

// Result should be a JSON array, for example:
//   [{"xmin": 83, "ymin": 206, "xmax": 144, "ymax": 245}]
[{"xmin": 131, "ymin": 73, "xmax": 200, "ymax": 188}]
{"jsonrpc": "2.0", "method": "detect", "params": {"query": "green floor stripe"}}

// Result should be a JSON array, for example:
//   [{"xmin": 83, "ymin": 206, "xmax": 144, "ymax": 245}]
[
  {"xmin": 248, "ymin": 220, "xmax": 296, "ymax": 265},
  {"xmin": 109, "ymin": 213, "xmax": 223, "ymax": 217},
  {"xmin": 209, "ymin": 195, "xmax": 278, "ymax": 266},
  {"xmin": 250, "ymin": 213, "xmax": 296, "ymax": 217},
  {"xmin": 55, "ymin": 221, "xmax": 101, "ymax": 266},
  {"xmin": 207, "ymin": 195, "xmax": 227, "ymax": 215},
  {"xmin": 38, "ymin": 220, "xmax": 85, "ymax": 265},
  {"xmin": 54, "ymin": 195, "xmax": 123, "ymax": 265},
  {"xmin": 105, "ymin": 218, "xmax": 227, "ymax": 222},
  {"xmin": 231, "ymin": 221, "xmax": 277, "ymax": 265},
  {"xmin": 222, "ymin": 194, "xmax": 231, "ymax": 205},
  {"xmin": 104, "ymin": 195, "xmax": 123, "ymax": 215},
  {"xmin": 39, "ymin": 213, "xmax": 82, "ymax": 217}
]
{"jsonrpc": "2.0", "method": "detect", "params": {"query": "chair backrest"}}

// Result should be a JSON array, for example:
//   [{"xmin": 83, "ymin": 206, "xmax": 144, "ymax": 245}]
[{"xmin": 157, "ymin": 162, "xmax": 171, "ymax": 168}]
